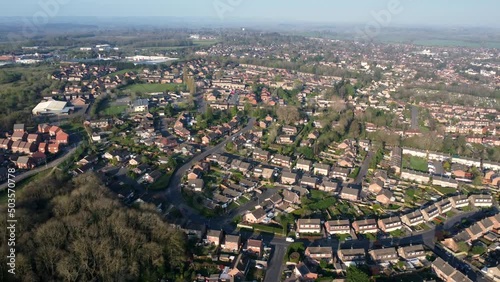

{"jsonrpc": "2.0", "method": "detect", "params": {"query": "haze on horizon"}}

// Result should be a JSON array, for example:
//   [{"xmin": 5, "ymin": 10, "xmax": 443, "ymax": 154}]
[{"xmin": 1, "ymin": 0, "xmax": 499, "ymax": 28}]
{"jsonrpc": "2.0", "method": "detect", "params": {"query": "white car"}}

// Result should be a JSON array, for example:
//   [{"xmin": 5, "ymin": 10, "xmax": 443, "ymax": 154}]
[{"xmin": 286, "ymin": 237, "xmax": 295, "ymax": 242}]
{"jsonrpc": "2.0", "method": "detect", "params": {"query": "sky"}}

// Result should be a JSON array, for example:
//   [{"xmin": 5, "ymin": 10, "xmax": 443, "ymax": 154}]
[{"xmin": 1, "ymin": 0, "xmax": 499, "ymax": 28}]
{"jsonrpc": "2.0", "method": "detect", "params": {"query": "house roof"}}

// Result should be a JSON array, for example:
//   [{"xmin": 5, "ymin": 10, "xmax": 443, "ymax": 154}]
[{"xmin": 250, "ymin": 208, "xmax": 266, "ymax": 220}]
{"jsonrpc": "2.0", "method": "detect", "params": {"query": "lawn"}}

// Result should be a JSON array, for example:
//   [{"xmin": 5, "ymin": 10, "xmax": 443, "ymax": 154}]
[
  {"xmin": 433, "ymin": 185, "xmax": 457, "ymax": 196},
  {"xmin": 103, "ymin": 105, "xmax": 127, "ymax": 116},
  {"xmin": 252, "ymin": 224, "xmax": 286, "ymax": 236},
  {"xmin": 389, "ymin": 229, "xmax": 406, "ymax": 238},
  {"xmin": 403, "ymin": 155, "xmax": 428, "ymax": 172},
  {"xmin": 123, "ymin": 83, "xmax": 185, "ymax": 94},
  {"xmin": 149, "ymin": 173, "xmax": 172, "ymax": 191}
]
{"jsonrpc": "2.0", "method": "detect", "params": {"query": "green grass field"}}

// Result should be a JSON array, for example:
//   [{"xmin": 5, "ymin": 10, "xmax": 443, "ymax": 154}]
[
  {"xmin": 123, "ymin": 83, "xmax": 185, "ymax": 94},
  {"xmin": 403, "ymin": 155, "xmax": 428, "ymax": 172},
  {"xmin": 103, "ymin": 105, "xmax": 127, "ymax": 116}
]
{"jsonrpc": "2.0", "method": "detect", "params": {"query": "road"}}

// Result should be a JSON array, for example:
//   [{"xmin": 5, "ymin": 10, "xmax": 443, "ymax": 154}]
[
  {"xmin": 264, "ymin": 243, "xmax": 287, "ymax": 282},
  {"xmin": 354, "ymin": 151, "xmax": 374, "ymax": 185},
  {"xmin": 164, "ymin": 118, "xmax": 256, "ymax": 225},
  {"xmin": 0, "ymin": 145, "xmax": 79, "ymax": 191},
  {"xmin": 411, "ymin": 105, "xmax": 419, "ymax": 130}
]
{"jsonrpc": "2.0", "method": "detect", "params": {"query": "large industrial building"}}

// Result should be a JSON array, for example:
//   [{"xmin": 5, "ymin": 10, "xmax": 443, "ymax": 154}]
[{"xmin": 32, "ymin": 100, "xmax": 74, "ymax": 115}]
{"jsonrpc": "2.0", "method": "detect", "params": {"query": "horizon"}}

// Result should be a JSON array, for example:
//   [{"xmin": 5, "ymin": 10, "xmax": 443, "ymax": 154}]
[{"xmin": 1, "ymin": 0, "xmax": 499, "ymax": 28}]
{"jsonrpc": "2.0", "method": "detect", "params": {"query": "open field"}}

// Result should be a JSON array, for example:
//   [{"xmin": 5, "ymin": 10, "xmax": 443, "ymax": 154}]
[{"xmin": 403, "ymin": 155, "xmax": 428, "ymax": 172}]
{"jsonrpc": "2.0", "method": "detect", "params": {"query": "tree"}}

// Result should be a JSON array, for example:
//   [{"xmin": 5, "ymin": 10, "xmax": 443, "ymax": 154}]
[
  {"xmin": 346, "ymin": 266, "xmax": 370, "ymax": 282},
  {"xmin": 276, "ymin": 105, "xmax": 300, "ymax": 124}
]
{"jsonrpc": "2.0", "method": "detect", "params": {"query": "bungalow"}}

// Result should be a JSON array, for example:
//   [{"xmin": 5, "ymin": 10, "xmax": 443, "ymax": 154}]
[
  {"xmin": 401, "ymin": 210, "xmax": 424, "ymax": 226},
  {"xmin": 223, "ymin": 234, "xmax": 241, "ymax": 252},
  {"xmin": 188, "ymin": 179, "xmax": 204, "ymax": 192},
  {"xmin": 305, "ymin": 246, "xmax": 333, "ymax": 262},
  {"xmin": 206, "ymin": 230, "xmax": 223, "ymax": 246},
  {"xmin": 340, "ymin": 186, "xmax": 359, "ymax": 201},
  {"xmin": 313, "ymin": 163, "xmax": 330, "ymax": 176},
  {"xmin": 377, "ymin": 216, "xmax": 402, "ymax": 233},
  {"xmin": 301, "ymin": 175, "xmax": 317, "ymax": 189},
  {"xmin": 422, "ymin": 204, "xmax": 440, "ymax": 221},
  {"xmin": 230, "ymin": 159, "xmax": 252, "ymax": 173},
  {"xmin": 222, "ymin": 188, "xmax": 242, "ymax": 200},
  {"xmin": 369, "ymin": 247, "xmax": 398, "ymax": 264},
  {"xmin": 271, "ymin": 154, "xmax": 291, "ymax": 168},
  {"xmin": 352, "ymin": 219, "xmax": 378, "ymax": 234},
  {"xmin": 281, "ymin": 171, "xmax": 298, "ymax": 185},
  {"xmin": 244, "ymin": 208, "xmax": 267, "ymax": 224},
  {"xmin": 469, "ymin": 194, "xmax": 493, "ymax": 207},
  {"xmin": 296, "ymin": 159, "xmax": 312, "ymax": 171},
  {"xmin": 294, "ymin": 263, "xmax": 318, "ymax": 281},
  {"xmin": 296, "ymin": 218, "xmax": 322, "ymax": 234},
  {"xmin": 325, "ymin": 219, "xmax": 351, "ymax": 235},
  {"xmin": 337, "ymin": 248, "xmax": 366, "ymax": 266},
  {"xmin": 144, "ymin": 170, "xmax": 162, "ymax": 184},
  {"xmin": 398, "ymin": 244, "xmax": 426, "ymax": 260},
  {"xmin": 16, "ymin": 156, "xmax": 35, "ymax": 170},
  {"xmin": 268, "ymin": 193, "xmax": 283, "ymax": 206},
  {"xmin": 450, "ymin": 194, "xmax": 469, "ymax": 209}
]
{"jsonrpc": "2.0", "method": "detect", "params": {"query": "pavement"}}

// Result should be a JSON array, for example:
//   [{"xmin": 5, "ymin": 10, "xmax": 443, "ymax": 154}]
[
  {"xmin": 355, "ymin": 151, "xmax": 374, "ymax": 185},
  {"xmin": 0, "ymin": 145, "xmax": 80, "ymax": 191}
]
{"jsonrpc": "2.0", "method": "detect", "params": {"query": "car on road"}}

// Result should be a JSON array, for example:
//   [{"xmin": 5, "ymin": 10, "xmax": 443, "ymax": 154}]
[{"xmin": 286, "ymin": 237, "xmax": 295, "ymax": 242}]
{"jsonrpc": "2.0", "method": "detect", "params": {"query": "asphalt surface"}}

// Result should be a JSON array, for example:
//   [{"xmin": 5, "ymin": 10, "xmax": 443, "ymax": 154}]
[
  {"xmin": 164, "ymin": 118, "xmax": 256, "ymax": 226},
  {"xmin": 355, "ymin": 151, "xmax": 374, "ymax": 185},
  {"xmin": 0, "ymin": 145, "xmax": 79, "ymax": 191},
  {"xmin": 411, "ymin": 105, "xmax": 419, "ymax": 130}
]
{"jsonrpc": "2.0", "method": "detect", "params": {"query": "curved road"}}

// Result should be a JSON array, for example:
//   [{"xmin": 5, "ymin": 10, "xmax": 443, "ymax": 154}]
[{"xmin": 165, "ymin": 118, "xmax": 256, "ymax": 227}]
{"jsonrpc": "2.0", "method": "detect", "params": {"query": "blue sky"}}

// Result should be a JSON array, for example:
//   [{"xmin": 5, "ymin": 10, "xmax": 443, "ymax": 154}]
[{"xmin": 2, "ymin": 0, "xmax": 499, "ymax": 27}]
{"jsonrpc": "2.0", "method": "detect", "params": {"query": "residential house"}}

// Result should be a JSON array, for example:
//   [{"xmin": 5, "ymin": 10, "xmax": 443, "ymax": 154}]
[
  {"xmin": 401, "ymin": 210, "xmax": 424, "ymax": 226},
  {"xmin": 206, "ymin": 230, "xmax": 223, "ymax": 246},
  {"xmin": 320, "ymin": 180, "xmax": 339, "ymax": 193},
  {"xmin": 296, "ymin": 218, "xmax": 322, "ymax": 234},
  {"xmin": 188, "ymin": 179, "xmax": 204, "ymax": 192},
  {"xmin": 398, "ymin": 244, "xmax": 426, "ymax": 260},
  {"xmin": 377, "ymin": 216, "xmax": 402, "ymax": 233},
  {"xmin": 376, "ymin": 189, "xmax": 394, "ymax": 205},
  {"xmin": 271, "ymin": 154, "xmax": 291, "ymax": 168},
  {"xmin": 340, "ymin": 186, "xmax": 359, "ymax": 201},
  {"xmin": 469, "ymin": 194, "xmax": 493, "ymax": 207},
  {"xmin": 305, "ymin": 246, "xmax": 333, "ymax": 262},
  {"xmin": 223, "ymin": 235, "xmax": 241, "ymax": 252},
  {"xmin": 131, "ymin": 98, "xmax": 149, "ymax": 112},
  {"xmin": 369, "ymin": 248, "xmax": 398, "ymax": 264},
  {"xmin": 401, "ymin": 169, "xmax": 430, "ymax": 183},
  {"xmin": 243, "ymin": 208, "xmax": 267, "ymax": 224},
  {"xmin": 431, "ymin": 257, "xmax": 472, "ymax": 282},
  {"xmin": 331, "ymin": 167, "xmax": 350, "ymax": 181},
  {"xmin": 48, "ymin": 142, "xmax": 60, "ymax": 154},
  {"xmin": 325, "ymin": 219, "xmax": 351, "ymax": 235},
  {"xmin": 437, "ymin": 198, "xmax": 452, "ymax": 214},
  {"xmin": 433, "ymin": 176, "xmax": 458, "ymax": 189},
  {"xmin": 27, "ymin": 134, "xmax": 40, "ymax": 144},
  {"xmin": 390, "ymin": 147, "xmax": 402, "ymax": 174},
  {"xmin": 246, "ymin": 239, "xmax": 263, "ymax": 257},
  {"xmin": 282, "ymin": 125, "xmax": 297, "ymax": 136},
  {"xmin": 13, "ymin": 124, "xmax": 25, "ymax": 132},
  {"xmin": 337, "ymin": 248, "xmax": 366, "ymax": 266},
  {"xmin": 253, "ymin": 148, "xmax": 270, "ymax": 162},
  {"xmin": 422, "ymin": 204, "xmax": 440, "ymax": 221},
  {"xmin": 352, "ymin": 219, "xmax": 378, "ymax": 234},
  {"xmin": 30, "ymin": 152, "xmax": 46, "ymax": 166},
  {"xmin": 369, "ymin": 179, "xmax": 385, "ymax": 194},
  {"xmin": 11, "ymin": 131, "xmax": 26, "ymax": 142},
  {"xmin": 283, "ymin": 189, "xmax": 301, "ymax": 205},
  {"xmin": 296, "ymin": 159, "xmax": 312, "ymax": 171},
  {"xmin": 281, "ymin": 171, "xmax": 298, "ymax": 185},
  {"xmin": 144, "ymin": 170, "xmax": 162, "ymax": 183},
  {"xmin": 16, "ymin": 156, "xmax": 35, "ymax": 170},
  {"xmin": 449, "ymin": 195, "xmax": 469, "ymax": 209},
  {"xmin": 313, "ymin": 163, "xmax": 330, "ymax": 176},
  {"xmin": 301, "ymin": 175, "xmax": 317, "ymax": 189},
  {"xmin": 294, "ymin": 263, "xmax": 318, "ymax": 281},
  {"xmin": 0, "ymin": 138, "xmax": 12, "ymax": 150},
  {"xmin": 277, "ymin": 135, "xmax": 294, "ymax": 145}
]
